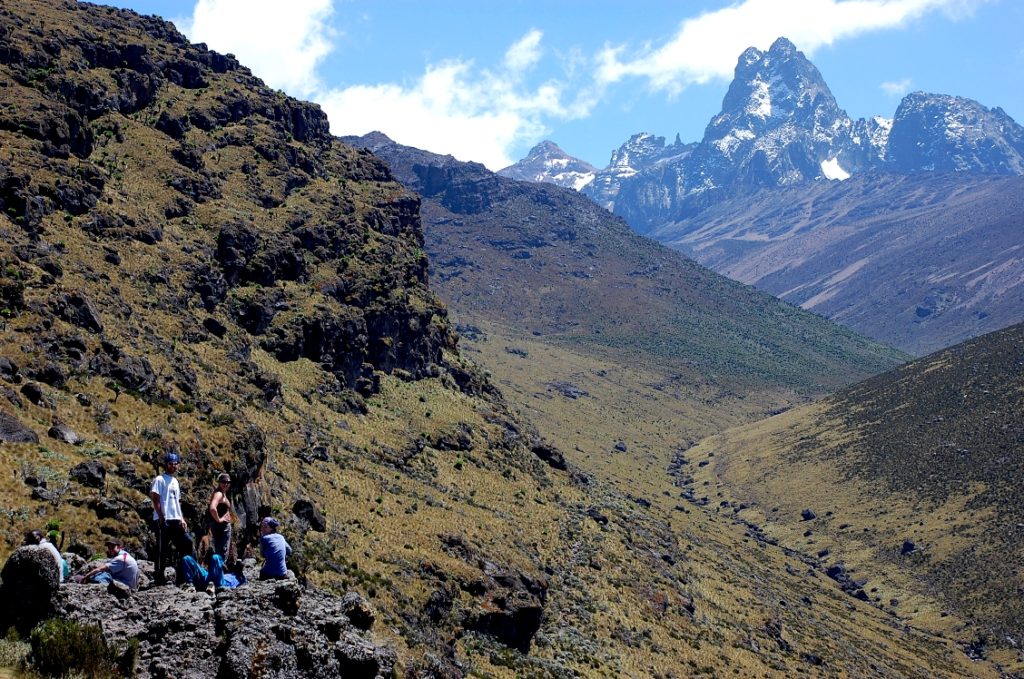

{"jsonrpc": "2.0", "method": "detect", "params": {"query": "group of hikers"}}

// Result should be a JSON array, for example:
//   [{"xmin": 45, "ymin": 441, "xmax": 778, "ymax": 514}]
[{"xmin": 24, "ymin": 452, "xmax": 292, "ymax": 592}]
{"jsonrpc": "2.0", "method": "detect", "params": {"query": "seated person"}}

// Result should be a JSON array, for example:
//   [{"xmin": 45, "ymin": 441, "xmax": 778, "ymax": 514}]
[
  {"xmin": 258, "ymin": 517, "xmax": 291, "ymax": 580},
  {"xmin": 80, "ymin": 538, "xmax": 139, "ymax": 590},
  {"xmin": 24, "ymin": 529, "xmax": 65, "ymax": 583},
  {"xmin": 180, "ymin": 557, "xmax": 228, "ymax": 593}
]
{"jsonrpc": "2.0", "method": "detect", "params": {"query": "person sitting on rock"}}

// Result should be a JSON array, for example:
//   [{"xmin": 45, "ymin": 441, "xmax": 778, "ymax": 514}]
[
  {"xmin": 258, "ymin": 517, "xmax": 291, "ymax": 580},
  {"xmin": 23, "ymin": 529, "xmax": 65, "ymax": 583},
  {"xmin": 150, "ymin": 452, "xmax": 195, "ymax": 586},
  {"xmin": 180, "ymin": 553, "xmax": 227, "ymax": 594},
  {"xmin": 79, "ymin": 538, "xmax": 139, "ymax": 590}
]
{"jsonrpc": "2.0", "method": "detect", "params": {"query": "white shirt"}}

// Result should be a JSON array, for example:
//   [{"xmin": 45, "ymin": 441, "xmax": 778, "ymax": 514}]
[
  {"xmin": 40, "ymin": 540, "xmax": 64, "ymax": 582},
  {"xmin": 150, "ymin": 473, "xmax": 183, "ymax": 521}
]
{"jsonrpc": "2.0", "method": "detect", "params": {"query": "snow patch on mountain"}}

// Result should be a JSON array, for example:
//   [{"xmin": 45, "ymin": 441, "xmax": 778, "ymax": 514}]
[
  {"xmin": 821, "ymin": 157, "xmax": 850, "ymax": 180},
  {"xmin": 749, "ymin": 77, "xmax": 772, "ymax": 118}
]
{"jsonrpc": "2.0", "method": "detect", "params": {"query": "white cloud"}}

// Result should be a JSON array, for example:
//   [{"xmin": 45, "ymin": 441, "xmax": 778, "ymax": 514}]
[
  {"xmin": 881, "ymin": 78, "xmax": 913, "ymax": 96},
  {"xmin": 178, "ymin": 0, "xmax": 335, "ymax": 98},
  {"xmin": 175, "ymin": 2, "xmax": 570, "ymax": 168},
  {"xmin": 318, "ymin": 49, "xmax": 575, "ymax": 170},
  {"xmin": 597, "ymin": 0, "xmax": 987, "ymax": 94},
  {"xmin": 504, "ymin": 29, "xmax": 544, "ymax": 72}
]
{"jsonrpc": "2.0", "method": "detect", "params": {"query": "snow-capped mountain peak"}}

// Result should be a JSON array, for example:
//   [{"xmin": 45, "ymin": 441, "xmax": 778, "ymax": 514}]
[{"xmin": 498, "ymin": 140, "xmax": 597, "ymax": 190}]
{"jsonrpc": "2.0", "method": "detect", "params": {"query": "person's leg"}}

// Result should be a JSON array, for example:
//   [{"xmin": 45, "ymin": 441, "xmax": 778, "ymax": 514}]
[
  {"xmin": 89, "ymin": 572, "xmax": 113, "ymax": 585},
  {"xmin": 171, "ymin": 522, "xmax": 195, "ymax": 559},
  {"xmin": 152, "ymin": 519, "xmax": 166, "ymax": 586},
  {"xmin": 166, "ymin": 521, "xmax": 194, "ymax": 584},
  {"xmin": 180, "ymin": 556, "xmax": 208, "ymax": 586},
  {"xmin": 208, "ymin": 554, "xmax": 225, "ymax": 588}
]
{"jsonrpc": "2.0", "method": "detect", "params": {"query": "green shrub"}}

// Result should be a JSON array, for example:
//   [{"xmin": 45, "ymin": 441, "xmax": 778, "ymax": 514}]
[{"xmin": 29, "ymin": 619, "xmax": 134, "ymax": 678}]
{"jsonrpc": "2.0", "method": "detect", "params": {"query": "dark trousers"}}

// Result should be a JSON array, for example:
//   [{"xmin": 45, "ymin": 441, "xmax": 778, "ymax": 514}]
[{"xmin": 152, "ymin": 519, "xmax": 195, "ymax": 585}]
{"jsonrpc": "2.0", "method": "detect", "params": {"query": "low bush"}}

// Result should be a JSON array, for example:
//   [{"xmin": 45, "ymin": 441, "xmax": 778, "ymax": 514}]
[{"xmin": 29, "ymin": 619, "xmax": 136, "ymax": 678}]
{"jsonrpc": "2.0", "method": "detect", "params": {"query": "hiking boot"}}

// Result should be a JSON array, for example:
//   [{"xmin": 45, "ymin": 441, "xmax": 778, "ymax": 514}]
[{"xmin": 205, "ymin": 582, "xmax": 216, "ymax": 595}]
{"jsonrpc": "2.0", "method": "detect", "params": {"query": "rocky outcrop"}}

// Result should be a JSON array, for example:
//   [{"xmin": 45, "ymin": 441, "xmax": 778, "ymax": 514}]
[{"xmin": 3, "ymin": 556, "xmax": 400, "ymax": 679}]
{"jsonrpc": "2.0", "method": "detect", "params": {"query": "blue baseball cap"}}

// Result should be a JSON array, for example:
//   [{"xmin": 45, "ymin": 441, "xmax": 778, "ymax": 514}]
[{"xmin": 163, "ymin": 453, "xmax": 181, "ymax": 464}]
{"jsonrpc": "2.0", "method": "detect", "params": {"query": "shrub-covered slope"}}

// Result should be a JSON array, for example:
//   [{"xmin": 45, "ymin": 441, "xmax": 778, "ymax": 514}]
[{"xmin": 688, "ymin": 322, "xmax": 1024, "ymax": 672}]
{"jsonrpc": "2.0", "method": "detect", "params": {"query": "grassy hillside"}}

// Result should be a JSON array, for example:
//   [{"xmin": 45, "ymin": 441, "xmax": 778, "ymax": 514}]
[
  {"xmin": 0, "ymin": 2, "xmax": 1002, "ymax": 677},
  {"xmin": 686, "ymin": 322, "xmax": 1024, "ymax": 674}
]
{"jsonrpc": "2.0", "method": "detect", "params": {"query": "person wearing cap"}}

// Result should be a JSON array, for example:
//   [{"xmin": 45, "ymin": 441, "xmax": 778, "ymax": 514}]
[
  {"xmin": 150, "ymin": 452, "xmax": 195, "ymax": 585},
  {"xmin": 80, "ymin": 538, "xmax": 139, "ymax": 589},
  {"xmin": 258, "ymin": 517, "xmax": 291, "ymax": 580},
  {"xmin": 207, "ymin": 473, "xmax": 234, "ymax": 562},
  {"xmin": 23, "ymin": 529, "xmax": 65, "ymax": 583}
]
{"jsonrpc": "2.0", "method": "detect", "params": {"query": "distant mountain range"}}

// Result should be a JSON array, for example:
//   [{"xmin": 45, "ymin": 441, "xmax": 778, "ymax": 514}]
[{"xmin": 502, "ymin": 37, "xmax": 1024, "ymax": 355}]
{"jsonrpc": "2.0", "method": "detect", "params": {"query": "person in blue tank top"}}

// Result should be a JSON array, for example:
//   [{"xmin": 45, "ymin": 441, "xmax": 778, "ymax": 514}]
[{"xmin": 258, "ymin": 516, "xmax": 291, "ymax": 580}]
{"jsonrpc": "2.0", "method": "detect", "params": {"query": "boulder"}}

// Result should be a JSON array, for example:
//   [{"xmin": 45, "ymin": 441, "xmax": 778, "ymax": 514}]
[
  {"xmin": 0, "ymin": 546, "xmax": 61, "ymax": 634},
  {"xmin": 292, "ymin": 499, "xmax": 326, "ymax": 532},
  {"xmin": 0, "ymin": 409, "xmax": 39, "ymax": 443},
  {"xmin": 53, "ymin": 291, "xmax": 103, "ymax": 333},
  {"xmin": 530, "ymin": 441, "xmax": 567, "ymax": 470},
  {"xmin": 340, "ymin": 592, "xmax": 376, "ymax": 631},
  {"xmin": 801, "ymin": 508, "xmax": 817, "ymax": 521},
  {"xmin": 20, "ymin": 382, "xmax": 45, "ymax": 405},
  {"xmin": 49, "ymin": 422, "xmax": 83, "ymax": 445},
  {"xmin": 69, "ymin": 460, "xmax": 106, "ymax": 488},
  {"xmin": 0, "ymin": 356, "xmax": 20, "ymax": 381}
]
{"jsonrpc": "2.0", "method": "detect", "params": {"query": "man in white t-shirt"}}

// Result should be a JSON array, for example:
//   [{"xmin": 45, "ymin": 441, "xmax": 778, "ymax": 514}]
[{"xmin": 150, "ymin": 452, "xmax": 195, "ymax": 585}]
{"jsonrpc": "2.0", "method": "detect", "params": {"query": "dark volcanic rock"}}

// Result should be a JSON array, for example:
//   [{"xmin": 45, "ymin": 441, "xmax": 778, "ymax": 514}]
[
  {"xmin": 52, "ymin": 291, "xmax": 103, "ymax": 333},
  {"xmin": 49, "ymin": 421, "xmax": 83, "ymax": 445},
  {"xmin": 462, "ymin": 562, "xmax": 548, "ymax": 653},
  {"xmin": 46, "ymin": 577, "xmax": 398, "ymax": 679},
  {"xmin": 0, "ymin": 409, "xmax": 38, "ymax": 442},
  {"xmin": 0, "ymin": 546, "xmax": 61, "ymax": 634},
  {"xmin": 292, "ymin": 499, "xmax": 326, "ymax": 532},
  {"xmin": 69, "ymin": 460, "xmax": 106, "ymax": 488}
]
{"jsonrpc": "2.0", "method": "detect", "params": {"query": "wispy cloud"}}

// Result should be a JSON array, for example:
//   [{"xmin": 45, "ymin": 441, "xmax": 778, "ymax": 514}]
[
  {"xmin": 596, "ymin": 0, "xmax": 987, "ymax": 94},
  {"xmin": 178, "ymin": 0, "xmax": 335, "ymax": 98},
  {"xmin": 881, "ymin": 78, "xmax": 914, "ymax": 96}
]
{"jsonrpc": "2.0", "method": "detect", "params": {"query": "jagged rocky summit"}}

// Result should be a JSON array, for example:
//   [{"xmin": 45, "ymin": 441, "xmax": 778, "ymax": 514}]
[{"xmin": 529, "ymin": 36, "xmax": 1024, "ymax": 231}]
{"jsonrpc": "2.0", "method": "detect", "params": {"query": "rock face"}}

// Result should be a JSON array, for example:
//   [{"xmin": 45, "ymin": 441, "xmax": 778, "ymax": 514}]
[
  {"xmin": 887, "ymin": 92, "xmax": 1024, "ymax": 174},
  {"xmin": 583, "ymin": 133, "xmax": 695, "ymax": 212},
  {"xmin": 497, "ymin": 140, "xmax": 597, "ymax": 191}
]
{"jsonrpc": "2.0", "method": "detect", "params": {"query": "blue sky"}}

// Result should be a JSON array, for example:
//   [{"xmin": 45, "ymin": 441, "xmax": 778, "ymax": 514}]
[{"xmin": 102, "ymin": 0, "xmax": 1023, "ymax": 170}]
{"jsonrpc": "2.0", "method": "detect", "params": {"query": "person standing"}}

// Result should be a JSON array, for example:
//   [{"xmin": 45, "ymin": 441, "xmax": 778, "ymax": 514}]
[
  {"xmin": 207, "ymin": 473, "xmax": 234, "ymax": 562},
  {"xmin": 150, "ymin": 452, "xmax": 194, "ymax": 585},
  {"xmin": 258, "ymin": 517, "xmax": 291, "ymax": 580},
  {"xmin": 79, "ymin": 538, "xmax": 139, "ymax": 589}
]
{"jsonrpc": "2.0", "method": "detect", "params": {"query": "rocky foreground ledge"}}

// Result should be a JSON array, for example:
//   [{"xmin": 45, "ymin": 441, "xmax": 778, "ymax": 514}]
[{"xmin": 1, "ymin": 547, "xmax": 395, "ymax": 679}]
